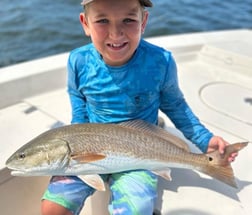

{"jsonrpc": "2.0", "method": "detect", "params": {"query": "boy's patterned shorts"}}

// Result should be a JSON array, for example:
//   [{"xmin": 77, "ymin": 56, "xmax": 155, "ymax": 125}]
[{"xmin": 42, "ymin": 170, "xmax": 158, "ymax": 215}]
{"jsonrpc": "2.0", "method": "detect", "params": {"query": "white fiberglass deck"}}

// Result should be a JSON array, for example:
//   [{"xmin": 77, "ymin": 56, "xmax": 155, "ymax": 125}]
[{"xmin": 0, "ymin": 29, "xmax": 252, "ymax": 215}]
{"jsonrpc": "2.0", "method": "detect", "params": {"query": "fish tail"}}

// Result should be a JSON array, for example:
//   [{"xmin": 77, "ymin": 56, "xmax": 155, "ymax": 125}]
[
  {"xmin": 201, "ymin": 142, "xmax": 249, "ymax": 188},
  {"xmin": 201, "ymin": 163, "xmax": 237, "ymax": 188}
]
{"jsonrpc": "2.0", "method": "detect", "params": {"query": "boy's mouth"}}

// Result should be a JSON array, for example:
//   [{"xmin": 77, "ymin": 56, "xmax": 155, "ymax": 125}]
[{"xmin": 107, "ymin": 42, "xmax": 128, "ymax": 50}]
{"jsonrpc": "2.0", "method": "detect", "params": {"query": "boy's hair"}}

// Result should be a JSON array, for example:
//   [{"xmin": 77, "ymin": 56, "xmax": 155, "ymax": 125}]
[{"xmin": 81, "ymin": 0, "xmax": 153, "ymax": 8}]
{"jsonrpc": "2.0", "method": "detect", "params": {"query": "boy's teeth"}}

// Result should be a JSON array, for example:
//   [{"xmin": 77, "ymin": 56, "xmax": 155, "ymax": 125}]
[{"xmin": 112, "ymin": 44, "xmax": 122, "ymax": 47}]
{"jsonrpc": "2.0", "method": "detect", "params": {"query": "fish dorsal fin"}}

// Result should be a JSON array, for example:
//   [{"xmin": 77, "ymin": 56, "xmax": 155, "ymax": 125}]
[
  {"xmin": 118, "ymin": 120, "xmax": 190, "ymax": 151},
  {"xmin": 79, "ymin": 174, "xmax": 106, "ymax": 191},
  {"xmin": 71, "ymin": 153, "xmax": 106, "ymax": 163}
]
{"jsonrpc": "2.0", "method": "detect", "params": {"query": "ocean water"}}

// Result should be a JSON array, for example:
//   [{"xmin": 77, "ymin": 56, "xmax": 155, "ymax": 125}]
[{"xmin": 0, "ymin": 0, "xmax": 252, "ymax": 68}]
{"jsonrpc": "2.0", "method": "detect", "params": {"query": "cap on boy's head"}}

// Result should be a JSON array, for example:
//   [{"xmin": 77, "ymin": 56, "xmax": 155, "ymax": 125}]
[{"xmin": 81, "ymin": 0, "xmax": 153, "ymax": 7}]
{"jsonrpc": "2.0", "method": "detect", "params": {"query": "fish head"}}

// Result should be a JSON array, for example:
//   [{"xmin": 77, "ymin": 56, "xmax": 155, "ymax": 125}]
[{"xmin": 5, "ymin": 137, "xmax": 70, "ymax": 176}]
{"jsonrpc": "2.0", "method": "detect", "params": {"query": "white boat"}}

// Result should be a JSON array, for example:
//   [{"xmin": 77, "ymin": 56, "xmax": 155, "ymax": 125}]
[{"xmin": 1, "ymin": 29, "xmax": 252, "ymax": 215}]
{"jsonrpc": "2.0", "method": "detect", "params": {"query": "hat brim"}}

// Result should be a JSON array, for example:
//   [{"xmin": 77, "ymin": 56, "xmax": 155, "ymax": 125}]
[
  {"xmin": 81, "ymin": 0, "xmax": 153, "ymax": 7},
  {"xmin": 139, "ymin": 0, "xmax": 153, "ymax": 7}
]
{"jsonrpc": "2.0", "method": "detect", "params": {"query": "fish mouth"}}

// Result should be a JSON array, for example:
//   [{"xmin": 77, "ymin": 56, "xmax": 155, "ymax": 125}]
[
  {"xmin": 10, "ymin": 170, "xmax": 27, "ymax": 176},
  {"xmin": 6, "ymin": 166, "xmax": 39, "ymax": 176},
  {"xmin": 10, "ymin": 169, "xmax": 45, "ymax": 176},
  {"xmin": 6, "ymin": 166, "xmax": 28, "ymax": 176}
]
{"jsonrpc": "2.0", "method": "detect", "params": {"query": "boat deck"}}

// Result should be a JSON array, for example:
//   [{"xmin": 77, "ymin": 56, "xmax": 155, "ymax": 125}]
[{"xmin": 0, "ymin": 29, "xmax": 252, "ymax": 215}]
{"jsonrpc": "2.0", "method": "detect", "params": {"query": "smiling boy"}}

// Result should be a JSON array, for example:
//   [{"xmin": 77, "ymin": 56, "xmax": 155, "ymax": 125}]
[
  {"xmin": 81, "ymin": 0, "xmax": 149, "ymax": 66},
  {"xmin": 41, "ymin": 0, "xmax": 237, "ymax": 215}
]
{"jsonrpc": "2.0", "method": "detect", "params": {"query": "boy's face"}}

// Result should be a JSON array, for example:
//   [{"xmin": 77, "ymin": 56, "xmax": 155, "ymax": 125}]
[{"xmin": 80, "ymin": 0, "xmax": 148, "ymax": 66}]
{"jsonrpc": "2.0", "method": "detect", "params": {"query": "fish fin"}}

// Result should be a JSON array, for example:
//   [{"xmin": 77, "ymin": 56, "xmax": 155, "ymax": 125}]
[
  {"xmin": 78, "ymin": 174, "xmax": 106, "ymax": 191},
  {"xmin": 202, "ymin": 142, "xmax": 249, "ymax": 188},
  {"xmin": 152, "ymin": 169, "xmax": 172, "ymax": 181},
  {"xmin": 201, "ymin": 160, "xmax": 237, "ymax": 188},
  {"xmin": 118, "ymin": 120, "xmax": 190, "ymax": 151},
  {"xmin": 224, "ymin": 141, "xmax": 249, "ymax": 159},
  {"xmin": 71, "ymin": 153, "xmax": 106, "ymax": 163}
]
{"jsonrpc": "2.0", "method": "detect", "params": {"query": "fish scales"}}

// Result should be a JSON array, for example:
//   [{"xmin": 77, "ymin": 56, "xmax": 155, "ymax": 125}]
[{"xmin": 60, "ymin": 123, "xmax": 208, "ymax": 168}]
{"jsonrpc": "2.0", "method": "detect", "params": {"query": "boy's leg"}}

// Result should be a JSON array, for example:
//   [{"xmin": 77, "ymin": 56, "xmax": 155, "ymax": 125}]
[
  {"xmin": 41, "ymin": 199, "xmax": 73, "ymax": 215},
  {"xmin": 41, "ymin": 176, "xmax": 95, "ymax": 215},
  {"xmin": 109, "ymin": 170, "xmax": 158, "ymax": 215}
]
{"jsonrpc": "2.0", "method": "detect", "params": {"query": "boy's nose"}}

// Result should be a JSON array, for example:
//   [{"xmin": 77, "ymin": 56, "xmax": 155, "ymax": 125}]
[{"xmin": 109, "ymin": 24, "xmax": 124, "ymax": 39}]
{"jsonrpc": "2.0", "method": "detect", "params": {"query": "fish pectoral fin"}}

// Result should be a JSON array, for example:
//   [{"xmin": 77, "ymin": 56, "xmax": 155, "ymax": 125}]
[
  {"xmin": 78, "ymin": 174, "xmax": 106, "ymax": 191},
  {"xmin": 71, "ymin": 153, "xmax": 106, "ymax": 163},
  {"xmin": 152, "ymin": 168, "xmax": 172, "ymax": 181}
]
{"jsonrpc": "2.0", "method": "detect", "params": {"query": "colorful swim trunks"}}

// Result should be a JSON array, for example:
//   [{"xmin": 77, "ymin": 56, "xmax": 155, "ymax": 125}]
[{"xmin": 42, "ymin": 170, "xmax": 158, "ymax": 215}]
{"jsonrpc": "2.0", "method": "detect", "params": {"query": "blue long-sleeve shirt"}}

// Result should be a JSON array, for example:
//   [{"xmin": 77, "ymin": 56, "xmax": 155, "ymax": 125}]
[{"xmin": 67, "ymin": 39, "xmax": 213, "ymax": 152}]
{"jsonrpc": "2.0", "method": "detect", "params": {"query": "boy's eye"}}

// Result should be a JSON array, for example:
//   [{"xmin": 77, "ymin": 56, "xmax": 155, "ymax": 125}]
[
  {"xmin": 96, "ymin": 19, "xmax": 109, "ymax": 24},
  {"xmin": 94, "ymin": 18, "xmax": 136, "ymax": 25},
  {"xmin": 123, "ymin": 18, "xmax": 135, "ymax": 23}
]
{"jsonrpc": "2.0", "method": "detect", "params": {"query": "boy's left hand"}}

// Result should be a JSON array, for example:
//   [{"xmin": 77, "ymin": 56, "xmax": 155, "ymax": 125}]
[{"xmin": 207, "ymin": 136, "xmax": 238, "ymax": 162}]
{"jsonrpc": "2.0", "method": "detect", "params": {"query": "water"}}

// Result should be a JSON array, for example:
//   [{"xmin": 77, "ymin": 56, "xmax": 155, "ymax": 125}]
[{"xmin": 1, "ymin": 0, "xmax": 252, "ymax": 68}]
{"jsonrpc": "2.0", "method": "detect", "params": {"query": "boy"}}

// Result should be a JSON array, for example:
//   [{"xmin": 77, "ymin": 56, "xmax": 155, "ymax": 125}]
[{"xmin": 41, "ymin": 0, "xmax": 237, "ymax": 215}]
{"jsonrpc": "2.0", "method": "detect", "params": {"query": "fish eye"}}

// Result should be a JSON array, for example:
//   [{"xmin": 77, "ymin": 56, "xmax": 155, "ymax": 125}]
[
  {"xmin": 18, "ymin": 152, "xmax": 26, "ymax": 159},
  {"xmin": 208, "ymin": 156, "xmax": 213, "ymax": 162}
]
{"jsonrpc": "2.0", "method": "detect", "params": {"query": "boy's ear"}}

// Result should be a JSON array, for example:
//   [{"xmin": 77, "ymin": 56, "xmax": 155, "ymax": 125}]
[
  {"xmin": 141, "ymin": 11, "xmax": 149, "ymax": 34},
  {"xmin": 80, "ymin": 12, "xmax": 90, "ymax": 36}
]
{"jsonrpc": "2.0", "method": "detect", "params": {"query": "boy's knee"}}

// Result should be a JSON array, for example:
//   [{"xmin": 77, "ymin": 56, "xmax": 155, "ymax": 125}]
[
  {"xmin": 109, "ymin": 171, "xmax": 158, "ymax": 215},
  {"xmin": 41, "ymin": 200, "xmax": 73, "ymax": 215},
  {"xmin": 129, "ymin": 198, "xmax": 155, "ymax": 215},
  {"xmin": 109, "ymin": 197, "xmax": 155, "ymax": 215}
]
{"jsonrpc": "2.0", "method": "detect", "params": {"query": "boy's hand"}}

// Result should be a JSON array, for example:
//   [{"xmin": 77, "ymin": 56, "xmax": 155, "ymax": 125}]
[{"xmin": 207, "ymin": 136, "xmax": 238, "ymax": 162}]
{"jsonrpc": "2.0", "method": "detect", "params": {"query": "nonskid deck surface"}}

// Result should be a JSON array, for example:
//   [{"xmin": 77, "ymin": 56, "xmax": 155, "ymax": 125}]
[{"xmin": 0, "ymin": 30, "xmax": 251, "ymax": 215}]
